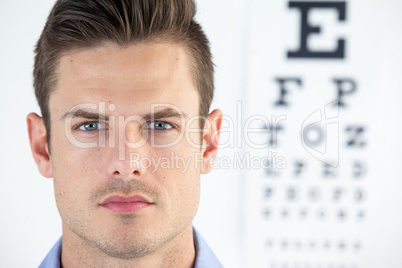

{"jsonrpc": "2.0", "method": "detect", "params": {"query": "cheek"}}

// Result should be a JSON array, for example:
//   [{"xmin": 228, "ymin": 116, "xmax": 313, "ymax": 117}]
[
  {"xmin": 51, "ymin": 154, "xmax": 87, "ymax": 211},
  {"xmin": 50, "ymin": 135, "xmax": 104, "ymax": 212},
  {"xmin": 152, "ymin": 145, "xmax": 201, "ymax": 209}
]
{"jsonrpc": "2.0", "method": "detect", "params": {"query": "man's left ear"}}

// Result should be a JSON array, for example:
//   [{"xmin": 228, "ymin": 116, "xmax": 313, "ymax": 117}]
[{"xmin": 201, "ymin": 109, "xmax": 223, "ymax": 174}]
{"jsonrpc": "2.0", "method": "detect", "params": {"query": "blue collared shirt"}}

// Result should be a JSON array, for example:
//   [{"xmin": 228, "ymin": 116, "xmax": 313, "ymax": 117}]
[{"xmin": 39, "ymin": 228, "xmax": 223, "ymax": 268}]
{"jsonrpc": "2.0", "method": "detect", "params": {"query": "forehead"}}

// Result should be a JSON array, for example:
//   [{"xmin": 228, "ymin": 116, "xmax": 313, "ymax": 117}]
[{"xmin": 51, "ymin": 41, "xmax": 198, "ymax": 115}]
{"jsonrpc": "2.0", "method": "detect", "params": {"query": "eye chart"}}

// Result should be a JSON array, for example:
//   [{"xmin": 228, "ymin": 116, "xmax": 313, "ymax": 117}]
[{"xmin": 238, "ymin": 1, "xmax": 402, "ymax": 267}]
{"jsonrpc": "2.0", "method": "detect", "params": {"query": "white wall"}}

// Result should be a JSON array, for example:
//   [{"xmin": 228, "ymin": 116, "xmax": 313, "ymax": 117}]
[{"xmin": 1, "ymin": 0, "xmax": 402, "ymax": 267}]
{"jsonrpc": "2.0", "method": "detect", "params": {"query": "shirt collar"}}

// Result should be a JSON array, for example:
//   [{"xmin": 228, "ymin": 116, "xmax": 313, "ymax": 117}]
[
  {"xmin": 39, "ymin": 228, "xmax": 222, "ymax": 268},
  {"xmin": 193, "ymin": 228, "xmax": 223, "ymax": 268}
]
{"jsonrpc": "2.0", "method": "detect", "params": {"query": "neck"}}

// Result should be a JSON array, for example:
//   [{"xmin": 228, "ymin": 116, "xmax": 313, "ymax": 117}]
[{"xmin": 61, "ymin": 225, "xmax": 196, "ymax": 268}]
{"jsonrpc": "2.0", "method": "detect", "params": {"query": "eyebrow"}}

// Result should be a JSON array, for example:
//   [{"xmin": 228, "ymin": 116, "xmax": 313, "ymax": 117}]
[
  {"xmin": 142, "ymin": 108, "xmax": 188, "ymax": 121},
  {"xmin": 60, "ymin": 107, "xmax": 188, "ymax": 122}
]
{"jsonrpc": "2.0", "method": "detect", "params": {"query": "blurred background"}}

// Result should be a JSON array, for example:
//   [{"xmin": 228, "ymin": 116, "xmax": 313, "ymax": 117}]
[{"xmin": 1, "ymin": 0, "xmax": 402, "ymax": 267}]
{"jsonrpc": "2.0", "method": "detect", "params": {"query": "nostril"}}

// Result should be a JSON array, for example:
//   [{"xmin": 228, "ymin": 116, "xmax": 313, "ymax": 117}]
[
  {"xmin": 133, "ymin": 170, "xmax": 140, "ymax": 176},
  {"xmin": 113, "ymin": 171, "xmax": 121, "ymax": 176}
]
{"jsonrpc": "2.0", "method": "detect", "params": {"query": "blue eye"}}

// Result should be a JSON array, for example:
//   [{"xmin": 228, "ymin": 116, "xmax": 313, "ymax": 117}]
[
  {"xmin": 148, "ymin": 121, "xmax": 172, "ymax": 130},
  {"xmin": 79, "ymin": 122, "xmax": 105, "ymax": 131}
]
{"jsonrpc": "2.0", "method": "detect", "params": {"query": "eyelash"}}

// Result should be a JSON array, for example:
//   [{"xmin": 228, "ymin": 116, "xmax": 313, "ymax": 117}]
[
  {"xmin": 72, "ymin": 121, "xmax": 107, "ymax": 135},
  {"xmin": 144, "ymin": 121, "xmax": 177, "ymax": 135}
]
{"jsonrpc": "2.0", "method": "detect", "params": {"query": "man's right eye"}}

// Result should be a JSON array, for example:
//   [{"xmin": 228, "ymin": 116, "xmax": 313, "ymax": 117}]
[{"xmin": 78, "ymin": 122, "xmax": 105, "ymax": 132}]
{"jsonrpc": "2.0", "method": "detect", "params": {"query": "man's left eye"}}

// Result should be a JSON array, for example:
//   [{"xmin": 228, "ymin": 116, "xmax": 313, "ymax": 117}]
[{"xmin": 147, "ymin": 121, "xmax": 172, "ymax": 131}]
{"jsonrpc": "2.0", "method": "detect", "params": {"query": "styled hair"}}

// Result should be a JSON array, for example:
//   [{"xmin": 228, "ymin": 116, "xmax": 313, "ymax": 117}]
[{"xmin": 34, "ymin": 0, "xmax": 214, "ymax": 141}]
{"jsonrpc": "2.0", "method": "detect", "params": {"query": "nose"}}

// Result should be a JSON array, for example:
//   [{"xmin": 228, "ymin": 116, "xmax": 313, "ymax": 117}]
[
  {"xmin": 108, "ymin": 151, "xmax": 147, "ymax": 179},
  {"xmin": 105, "ymin": 120, "xmax": 150, "ymax": 180}
]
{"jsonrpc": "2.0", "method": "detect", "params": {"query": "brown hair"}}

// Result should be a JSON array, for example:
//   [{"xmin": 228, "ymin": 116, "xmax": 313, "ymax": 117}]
[{"xmin": 34, "ymin": 0, "xmax": 214, "ymax": 142}]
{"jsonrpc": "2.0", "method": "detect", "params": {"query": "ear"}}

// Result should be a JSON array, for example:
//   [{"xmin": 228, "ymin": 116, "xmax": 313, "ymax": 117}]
[
  {"xmin": 200, "ymin": 109, "xmax": 223, "ymax": 174},
  {"xmin": 27, "ymin": 113, "xmax": 53, "ymax": 178}
]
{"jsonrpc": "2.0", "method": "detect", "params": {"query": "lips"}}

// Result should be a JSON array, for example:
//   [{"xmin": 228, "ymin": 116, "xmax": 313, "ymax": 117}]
[{"xmin": 100, "ymin": 195, "xmax": 152, "ymax": 213}]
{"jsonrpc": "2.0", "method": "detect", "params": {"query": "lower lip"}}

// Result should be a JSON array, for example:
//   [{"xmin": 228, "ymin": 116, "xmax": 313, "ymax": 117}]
[{"xmin": 100, "ymin": 202, "xmax": 151, "ymax": 213}]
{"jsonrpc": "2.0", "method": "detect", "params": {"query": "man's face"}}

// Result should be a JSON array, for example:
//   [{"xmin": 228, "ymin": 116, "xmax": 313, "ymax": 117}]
[{"xmin": 44, "ymin": 42, "xmax": 210, "ymax": 258}]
